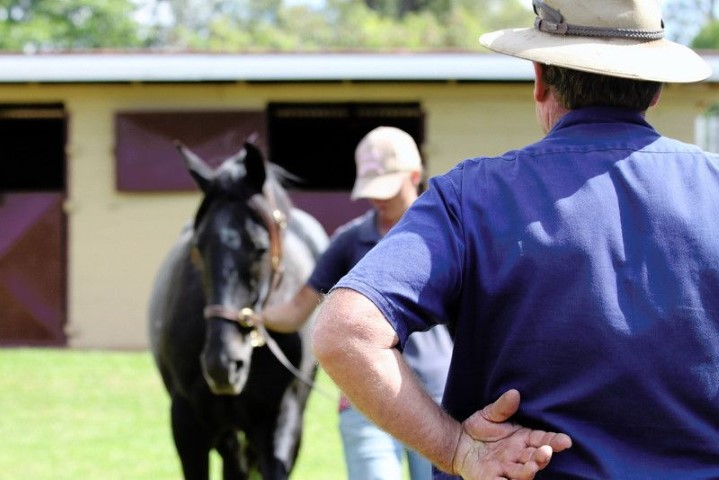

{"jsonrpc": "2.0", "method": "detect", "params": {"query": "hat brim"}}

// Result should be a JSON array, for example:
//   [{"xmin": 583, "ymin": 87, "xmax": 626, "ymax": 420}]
[
  {"xmin": 480, "ymin": 28, "xmax": 712, "ymax": 83},
  {"xmin": 351, "ymin": 172, "xmax": 409, "ymax": 200}
]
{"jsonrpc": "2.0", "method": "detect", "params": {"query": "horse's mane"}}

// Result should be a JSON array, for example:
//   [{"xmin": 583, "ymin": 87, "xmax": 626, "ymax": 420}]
[{"xmin": 264, "ymin": 163, "xmax": 295, "ymax": 218}]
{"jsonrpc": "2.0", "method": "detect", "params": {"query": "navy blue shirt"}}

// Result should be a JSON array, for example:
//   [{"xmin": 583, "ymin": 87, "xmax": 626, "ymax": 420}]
[
  {"xmin": 310, "ymin": 209, "xmax": 452, "ymax": 403},
  {"xmin": 338, "ymin": 107, "xmax": 719, "ymax": 479}
]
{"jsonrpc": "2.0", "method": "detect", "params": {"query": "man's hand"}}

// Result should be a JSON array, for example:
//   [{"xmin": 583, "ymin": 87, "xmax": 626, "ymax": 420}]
[
  {"xmin": 260, "ymin": 285, "xmax": 321, "ymax": 333},
  {"xmin": 451, "ymin": 389, "xmax": 572, "ymax": 479}
]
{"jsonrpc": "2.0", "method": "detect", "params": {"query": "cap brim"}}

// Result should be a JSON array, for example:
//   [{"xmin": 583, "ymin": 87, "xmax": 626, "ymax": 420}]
[
  {"xmin": 351, "ymin": 172, "xmax": 408, "ymax": 200},
  {"xmin": 480, "ymin": 28, "xmax": 712, "ymax": 83}
]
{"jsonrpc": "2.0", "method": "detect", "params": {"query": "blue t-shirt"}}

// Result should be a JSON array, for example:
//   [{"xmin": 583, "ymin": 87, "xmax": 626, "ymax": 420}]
[
  {"xmin": 309, "ymin": 209, "xmax": 452, "ymax": 402},
  {"xmin": 336, "ymin": 107, "xmax": 719, "ymax": 479}
]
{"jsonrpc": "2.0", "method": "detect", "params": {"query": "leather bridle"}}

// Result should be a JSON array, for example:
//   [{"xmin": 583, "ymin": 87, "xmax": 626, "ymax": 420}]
[
  {"xmin": 200, "ymin": 188, "xmax": 322, "ymax": 392},
  {"xmin": 202, "ymin": 187, "xmax": 286, "ymax": 338}
]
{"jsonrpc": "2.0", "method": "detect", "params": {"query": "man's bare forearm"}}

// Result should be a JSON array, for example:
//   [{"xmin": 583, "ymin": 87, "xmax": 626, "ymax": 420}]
[{"xmin": 311, "ymin": 288, "xmax": 461, "ymax": 473}]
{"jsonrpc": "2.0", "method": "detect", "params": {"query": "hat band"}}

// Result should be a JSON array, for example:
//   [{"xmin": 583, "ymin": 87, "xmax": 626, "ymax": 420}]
[{"xmin": 532, "ymin": 0, "xmax": 664, "ymax": 40}]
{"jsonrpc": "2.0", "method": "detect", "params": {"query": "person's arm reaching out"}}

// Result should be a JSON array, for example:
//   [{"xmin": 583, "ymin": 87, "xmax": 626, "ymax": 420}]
[
  {"xmin": 312, "ymin": 288, "xmax": 572, "ymax": 479},
  {"xmin": 260, "ymin": 285, "xmax": 322, "ymax": 334}
]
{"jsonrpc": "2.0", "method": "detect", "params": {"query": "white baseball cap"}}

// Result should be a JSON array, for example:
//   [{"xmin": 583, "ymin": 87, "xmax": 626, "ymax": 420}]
[{"xmin": 350, "ymin": 126, "xmax": 422, "ymax": 201}]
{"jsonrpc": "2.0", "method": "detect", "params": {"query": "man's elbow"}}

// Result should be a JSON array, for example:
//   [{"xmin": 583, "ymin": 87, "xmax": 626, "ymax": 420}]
[
  {"xmin": 310, "ymin": 292, "xmax": 344, "ymax": 366},
  {"xmin": 312, "ymin": 288, "xmax": 393, "ymax": 369}
]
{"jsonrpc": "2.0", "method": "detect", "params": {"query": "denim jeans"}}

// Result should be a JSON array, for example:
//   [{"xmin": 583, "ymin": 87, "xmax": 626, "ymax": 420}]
[{"xmin": 339, "ymin": 406, "xmax": 432, "ymax": 480}]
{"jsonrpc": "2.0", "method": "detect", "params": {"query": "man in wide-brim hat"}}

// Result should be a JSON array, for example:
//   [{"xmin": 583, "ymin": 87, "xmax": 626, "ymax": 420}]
[
  {"xmin": 481, "ymin": 0, "xmax": 710, "ymax": 83},
  {"xmin": 313, "ymin": 1, "xmax": 719, "ymax": 479}
]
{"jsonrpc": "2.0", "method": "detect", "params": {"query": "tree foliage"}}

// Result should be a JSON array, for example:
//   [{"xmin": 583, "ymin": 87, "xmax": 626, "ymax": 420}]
[
  {"xmin": 661, "ymin": 0, "xmax": 719, "ymax": 44},
  {"xmin": 669, "ymin": 0, "xmax": 719, "ymax": 48},
  {"xmin": 1, "ymin": 0, "xmax": 717, "ymax": 52},
  {"xmin": 0, "ymin": 0, "xmax": 143, "ymax": 52},
  {"xmin": 137, "ymin": 0, "xmax": 534, "ymax": 52},
  {"xmin": 692, "ymin": 20, "xmax": 719, "ymax": 49}
]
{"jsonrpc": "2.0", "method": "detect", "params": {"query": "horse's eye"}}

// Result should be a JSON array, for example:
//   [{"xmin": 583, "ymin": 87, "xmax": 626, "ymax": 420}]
[
  {"xmin": 249, "ymin": 232, "xmax": 268, "ymax": 257},
  {"xmin": 190, "ymin": 247, "xmax": 204, "ymax": 269},
  {"xmin": 254, "ymin": 245, "xmax": 269, "ymax": 258}
]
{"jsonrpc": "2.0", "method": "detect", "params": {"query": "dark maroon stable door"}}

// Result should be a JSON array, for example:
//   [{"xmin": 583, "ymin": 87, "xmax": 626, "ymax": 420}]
[{"xmin": 0, "ymin": 193, "xmax": 66, "ymax": 346}]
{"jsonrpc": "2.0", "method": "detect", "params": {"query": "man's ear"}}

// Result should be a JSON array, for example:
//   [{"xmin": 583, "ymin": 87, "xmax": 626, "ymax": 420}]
[
  {"xmin": 533, "ymin": 62, "xmax": 549, "ymax": 102},
  {"xmin": 410, "ymin": 170, "xmax": 422, "ymax": 187},
  {"xmin": 649, "ymin": 84, "xmax": 663, "ymax": 107}
]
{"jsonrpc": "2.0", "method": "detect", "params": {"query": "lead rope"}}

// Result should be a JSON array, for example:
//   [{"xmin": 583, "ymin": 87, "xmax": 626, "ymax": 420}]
[
  {"xmin": 207, "ymin": 305, "xmax": 334, "ymax": 400},
  {"xmin": 248, "ymin": 190, "xmax": 335, "ymax": 400}
]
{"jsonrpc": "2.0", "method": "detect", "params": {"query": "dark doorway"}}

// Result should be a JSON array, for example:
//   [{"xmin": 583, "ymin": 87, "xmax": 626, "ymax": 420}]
[
  {"xmin": 267, "ymin": 102, "xmax": 425, "ymax": 234},
  {"xmin": 0, "ymin": 104, "xmax": 66, "ymax": 191},
  {"xmin": 0, "ymin": 104, "xmax": 68, "ymax": 346}
]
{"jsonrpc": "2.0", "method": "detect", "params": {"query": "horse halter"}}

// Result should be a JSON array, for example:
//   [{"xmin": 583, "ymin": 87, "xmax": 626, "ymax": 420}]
[
  {"xmin": 200, "ymin": 186, "xmax": 330, "ymax": 395},
  {"xmin": 202, "ymin": 186, "xmax": 286, "ymax": 346}
]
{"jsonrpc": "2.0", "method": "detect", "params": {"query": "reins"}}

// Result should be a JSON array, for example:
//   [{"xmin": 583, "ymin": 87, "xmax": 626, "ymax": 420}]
[{"xmin": 202, "ymin": 186, "xmax": 327, "ymax": 396}]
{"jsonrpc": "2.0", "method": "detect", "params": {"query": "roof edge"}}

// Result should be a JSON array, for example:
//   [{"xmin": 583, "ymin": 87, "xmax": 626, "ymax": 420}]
[{"xmin": 0, "ymin": 52, "xmax": 717, "ymax": 84}]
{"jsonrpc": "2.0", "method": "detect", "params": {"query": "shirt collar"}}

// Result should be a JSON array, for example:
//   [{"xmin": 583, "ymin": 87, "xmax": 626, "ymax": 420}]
[
  {"xmin": 358, "ymin": 209, "xmax": 382, "ymax": 244},
  {"xmin": 550, "ymin": 106, "xmax": 652, "ymax": 134}
]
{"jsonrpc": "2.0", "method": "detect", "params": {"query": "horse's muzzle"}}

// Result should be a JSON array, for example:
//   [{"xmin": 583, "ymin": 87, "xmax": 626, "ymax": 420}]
[{"xmin": 201, "ymin": 350, "xmax": 250, "ymax": 395}]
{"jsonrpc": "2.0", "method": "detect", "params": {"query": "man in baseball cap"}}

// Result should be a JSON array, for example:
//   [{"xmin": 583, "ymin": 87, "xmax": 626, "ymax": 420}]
[
  {"xmin": 313, "ymin": 1, "xmax": 719, "ymax": 479},
  {"xmin": 259, "ymin": 126, "xmax": 452, "ymax": 480},
  {"xmin": 351, "ymin": 126, "xmax": 422, "ymax": 201}
]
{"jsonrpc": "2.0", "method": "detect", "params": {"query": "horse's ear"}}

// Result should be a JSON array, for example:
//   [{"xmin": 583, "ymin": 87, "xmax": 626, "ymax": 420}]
[
  {"xmin": 174, "ymin": 141, "xmax": 213, "ymax": 193},
  {"xmin": 242, "ymin": 141, "xmax": 267, "ymax": 194}
]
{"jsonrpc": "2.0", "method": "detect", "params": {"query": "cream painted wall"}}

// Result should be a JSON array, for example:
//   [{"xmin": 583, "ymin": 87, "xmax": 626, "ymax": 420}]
[
  {"xmin": 647, "ymin": 81, "xmax": 716, "ymax": 143},
  {"xmin": 0, "ymin": 79, "xmax": 716, "ymax": 349}
]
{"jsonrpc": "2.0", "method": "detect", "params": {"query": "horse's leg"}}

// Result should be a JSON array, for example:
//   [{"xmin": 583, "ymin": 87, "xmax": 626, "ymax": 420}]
[
  {"xmin": 171, "ymin": 394, "xmax": 211, "ymax": 480},
  {"xmin": 215, "ymin": 430, "xmax": 249, "ymax": 480},
  {"xmin": 250, "ymin": 386, "xmax": 311, "ymax": 480},
  {"xmin": 244, "ymin": 418, "xmax": 289, "ymax": 480},
  {"xmin": 274, "ymin": 388, "xmax": 306, "ymax": 469}
]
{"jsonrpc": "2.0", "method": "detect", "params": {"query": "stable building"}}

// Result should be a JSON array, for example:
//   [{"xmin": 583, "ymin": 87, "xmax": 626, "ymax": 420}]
[{"xmin": 1, "ymin": 52, "xmax": 718, "ymax": 349}]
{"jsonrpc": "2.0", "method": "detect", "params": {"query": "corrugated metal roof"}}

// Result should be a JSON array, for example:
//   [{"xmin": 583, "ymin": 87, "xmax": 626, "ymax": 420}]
[{"xmin": 0, "ymin": 52, "xmax": 717, "ymax": 84}]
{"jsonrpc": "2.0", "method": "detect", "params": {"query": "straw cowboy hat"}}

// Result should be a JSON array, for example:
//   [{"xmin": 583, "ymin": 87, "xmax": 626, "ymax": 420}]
[{"xmin": 479, "ymin": 0, "xmax": 712, "ymax": 83}]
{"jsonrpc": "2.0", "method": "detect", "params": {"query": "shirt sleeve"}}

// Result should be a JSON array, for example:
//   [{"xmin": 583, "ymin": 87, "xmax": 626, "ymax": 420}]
[
  {"xmin": 307, "ymin": 226, "xmax": 354, "ymax": 294},
  {"xmin": 334, "ymin": 170, "xmax": 465, "ymax": 347}
]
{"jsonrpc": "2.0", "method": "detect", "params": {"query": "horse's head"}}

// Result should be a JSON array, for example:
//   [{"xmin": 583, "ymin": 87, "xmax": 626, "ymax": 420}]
[{"xmin": 176, "ymin": 139, "xmax": 289, "ymax": 395}]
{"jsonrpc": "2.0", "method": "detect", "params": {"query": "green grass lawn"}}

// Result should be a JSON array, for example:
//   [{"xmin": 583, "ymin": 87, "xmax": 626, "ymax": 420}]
[{"xmin": 0, "ymin": 348, "xmax": 345, "ymax": 479}]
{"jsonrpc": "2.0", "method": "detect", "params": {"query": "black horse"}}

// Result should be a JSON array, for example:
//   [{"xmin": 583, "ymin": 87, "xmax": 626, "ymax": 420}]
[{"xmin": 148, "ymin": 140, "xmax": 328, "ymax": 479}]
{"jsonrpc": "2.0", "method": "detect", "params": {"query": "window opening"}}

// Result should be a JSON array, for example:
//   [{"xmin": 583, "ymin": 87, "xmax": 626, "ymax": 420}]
[
  {"xmin": 0, "ymin": 103, "xmax": 66, "ymax": 192},
  {"xmin": 267, "ymin": 102, "xmax": 425, "ymax": 191}
]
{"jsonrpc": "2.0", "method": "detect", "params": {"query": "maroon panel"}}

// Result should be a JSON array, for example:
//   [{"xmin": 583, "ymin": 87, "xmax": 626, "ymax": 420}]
[
  {"xmin": 0, "ymin": 193, "xmax": 66, "ymax": 345},
  {"xmin": 115, "ymin": 111, "xmax": 266, "ymax": 192},
  {"xmin": 289, "ymin": 191, "xmax": 371, "ymax": 236}
]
